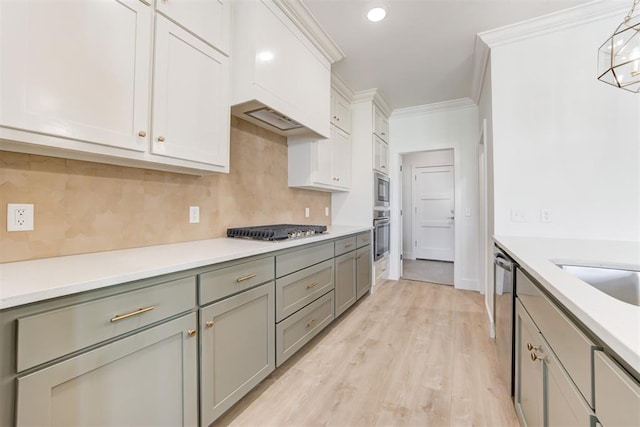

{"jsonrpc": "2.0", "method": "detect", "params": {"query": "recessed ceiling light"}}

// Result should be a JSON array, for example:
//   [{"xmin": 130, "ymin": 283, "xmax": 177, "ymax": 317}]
[{"xmin": 367, "ymin": 6, "xmax": 387, "ymax": 23}]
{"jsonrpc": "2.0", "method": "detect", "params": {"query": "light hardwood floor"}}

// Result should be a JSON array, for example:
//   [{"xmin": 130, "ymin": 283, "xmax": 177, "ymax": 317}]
[{"xmin": 214, "ymin": 279, "xmax": 519, "ymax": 427}]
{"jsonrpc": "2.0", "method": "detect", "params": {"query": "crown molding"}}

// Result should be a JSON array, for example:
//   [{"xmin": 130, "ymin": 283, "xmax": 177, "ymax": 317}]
[
  {"xmin": 273, "ymin": 0, "xmax": 345, "ymax": 64},
  {"xmin": 350, "ymin": 89, "xmax": 391, "ymax": 115},
  {"xmin": 331, "ymin": 73, "xmax": 354, "ymax": 101},
  {"xmin": 391, "ymin": 98, "xmax": 476, "ymax": 118},
  {"xmin": 477, "ymin": 1, "xmax": 629, "ymax": 48},
  {"xmin": 470, "ymin": 36, "xmax": 491, "ymax": 105}
]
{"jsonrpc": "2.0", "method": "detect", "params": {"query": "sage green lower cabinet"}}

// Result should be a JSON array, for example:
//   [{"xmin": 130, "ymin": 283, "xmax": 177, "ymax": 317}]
[
  {"xmin": 356, "ymin": 245, "xmax": 372, "ymax": 299},
  {"xmin": 15, "ymin": 312, "xmax": 198, "ymax": 427},
  {"xmin": 334, "ymin": 250, "xmax": 357, "ymax": 317},
  {"xmin": 515, "ymin": 301, "xmax": 544, "ymax": 427},
  {"xmin": 199, "ymin": 281, "xmax": 275, "ymax": 425},
  {"xmin": 594, "ymin": 350, "xmax": 640, "ymax": 426}
]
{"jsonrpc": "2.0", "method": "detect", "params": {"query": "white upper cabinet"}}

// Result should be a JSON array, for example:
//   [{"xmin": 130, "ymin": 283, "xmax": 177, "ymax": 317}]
[
  {"xmin": 0, "ymin": 0, "xmax": 151, "ymax": 153},
  {"xmin": 230, "ymin": 0, "xmax": 331, "ymax": 139},
  {"xmin": 0, "ymin": 0, "xmax": 231, "ymax": 175},
  {"xmin": 288, "ymin": 125, "xmax": 351, "ymax": 192},
  {"xmin": 330, "ymin": 88, "xmax": 351, "ymax": 133},
  {"xmin": 155, "ymin": 0, "xmax": 231, "ymax": 54},
  {"xmin": 152, "ymin": 16, "xmax": 229, "ymax": 169},
  {"xmin": 373, "ymin": 135, "xmax": 389, "ymax": 174},
  {"xmin": 373, "ymin": 105, "xmax": 390, "ymax": 142}
]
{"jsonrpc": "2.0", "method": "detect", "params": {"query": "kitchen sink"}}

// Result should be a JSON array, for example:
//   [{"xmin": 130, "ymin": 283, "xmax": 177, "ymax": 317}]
[{"xmin": 554, "ymin": 262, "xmax": 640, "ymax": 307}]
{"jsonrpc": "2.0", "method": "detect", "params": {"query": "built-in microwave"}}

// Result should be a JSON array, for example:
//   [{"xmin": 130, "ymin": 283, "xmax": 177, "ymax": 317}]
[{"xmin": 374, "ymin": 172, "xmax": 390, "ymax": 208}]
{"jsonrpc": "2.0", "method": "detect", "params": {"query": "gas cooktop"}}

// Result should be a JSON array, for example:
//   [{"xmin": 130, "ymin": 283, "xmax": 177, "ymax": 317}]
[{"xmin": 226, "ymin": 224, "xmax": 327, "ymax": 241}]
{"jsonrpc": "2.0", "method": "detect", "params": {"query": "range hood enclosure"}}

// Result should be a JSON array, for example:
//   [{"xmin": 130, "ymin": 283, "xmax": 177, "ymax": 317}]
[{"xmin": 230, "ymin": 0, "xmax": 331, "ymax": 139}]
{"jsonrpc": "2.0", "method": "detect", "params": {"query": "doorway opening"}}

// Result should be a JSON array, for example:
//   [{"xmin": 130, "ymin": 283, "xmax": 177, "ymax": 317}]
[{"xmin": 400, "ymin": 149, "xmax": 455, "ymax": 285}]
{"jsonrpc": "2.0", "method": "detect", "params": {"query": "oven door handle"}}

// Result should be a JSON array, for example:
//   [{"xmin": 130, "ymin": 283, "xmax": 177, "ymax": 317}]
[{"xmin": 494, "ymin": 255, "xmax": 513, "ymax": 271}]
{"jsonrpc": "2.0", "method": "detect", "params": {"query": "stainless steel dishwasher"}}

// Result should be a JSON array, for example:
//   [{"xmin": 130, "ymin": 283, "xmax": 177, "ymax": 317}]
[{"xmin": 494, "ymin": 246, "xmax": 516, "ymax": 398}]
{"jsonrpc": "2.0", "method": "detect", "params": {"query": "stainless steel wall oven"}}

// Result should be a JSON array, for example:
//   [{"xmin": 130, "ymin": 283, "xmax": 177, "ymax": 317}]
[{"xmin": 373, "ymin": 210, "xmax": 390, "ymax": 260}]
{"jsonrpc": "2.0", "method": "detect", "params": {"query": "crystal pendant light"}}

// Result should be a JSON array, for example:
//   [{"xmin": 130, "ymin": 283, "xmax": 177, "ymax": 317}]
[{"xmin": 597, "ymin": 0, "xmax": 640, "ymax": 93}]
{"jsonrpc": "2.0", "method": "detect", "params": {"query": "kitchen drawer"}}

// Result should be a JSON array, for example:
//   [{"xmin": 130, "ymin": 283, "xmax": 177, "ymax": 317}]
[
  {"xmin": 275, "ymin": 259, "xmax": 334, "ymax": 322},
  {"xmin": 199, "ymin": 256, "xmax": 274, "ymax": 305},
  {"xmin": 276, "ymin": 290, "xmax": 334, "ymax": 367},
  {"xmin": 334, "ymin": 236, "xmax": 357, "ymax": 256},
  {"xmin": 276, "ymin": 242, "xmax": 333, "ymax": 278},
  {"xmin": 16, "ymin": 276, "xmax": 196, "ymax": 372},
  {"xmin": 356, "ymin": 231, "xmax": 371, "ymax": 248},
  {"xmin": 594, "ymin": 350, "xmax": 640, "ymax": 426},
  {"xmin": 516, "ymin": 268, "xmax": 596, "ymax": 407}
]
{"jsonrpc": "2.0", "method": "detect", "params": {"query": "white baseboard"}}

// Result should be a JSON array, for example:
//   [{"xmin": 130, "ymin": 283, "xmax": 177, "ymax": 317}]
[
  {"xmin": 455, "ymin": 278, "xmax": 479, "ymax": 292},
  {"xmin": 402, "ymin": 251, "xmax": 415, "ymax": 261}
]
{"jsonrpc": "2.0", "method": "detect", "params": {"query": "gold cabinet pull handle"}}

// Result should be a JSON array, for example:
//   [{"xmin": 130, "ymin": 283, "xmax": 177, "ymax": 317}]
[
  {"xmin": 344, "ymin": 243, "xmax": 353, "ymax": 248},
  {"xmin": 306, "ymin": 282, "xmax": 319, "ymax": 289},
  {"xmin": 157, "ymin": 136, "xmax": 165, "ymax": 142},
  {"xmin": 206, "ymin": 320, "xmax": 214, "ymax": 328},
  {"xmin": 236, "ymin": 273, "xmax": 257, "ymax": 283},
  {"xmin": 138, "ymin": 130, "xmax": 147, "ymax": 137},
  {"xmin": 306, "ymin": 318, "xmax": 317, "ymax": 328},
  {"xmin": 110, "ymin": 306, "xmax": 154, "ymax": 323},
  {"xmin": 188, "ymin": 329, "xmax": 197, "ymax": 337}
]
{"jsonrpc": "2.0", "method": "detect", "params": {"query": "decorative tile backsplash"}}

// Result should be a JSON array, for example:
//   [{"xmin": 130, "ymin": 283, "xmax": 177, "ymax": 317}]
[{"xmin": 0, "ymin": 118, "xmax": 331, "ymax": 263}]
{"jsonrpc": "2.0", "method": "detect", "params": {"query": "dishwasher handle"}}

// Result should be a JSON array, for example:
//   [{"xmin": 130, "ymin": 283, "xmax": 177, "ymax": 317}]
[{"xmin": 494, "ymin": 254, "xmax": 513, "ymax": 271}]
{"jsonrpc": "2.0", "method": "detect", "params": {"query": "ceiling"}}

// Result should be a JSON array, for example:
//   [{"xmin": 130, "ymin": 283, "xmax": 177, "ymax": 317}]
[{"xmin": 303, "ymin": 0, "xmax": 593, "ymax": 109}]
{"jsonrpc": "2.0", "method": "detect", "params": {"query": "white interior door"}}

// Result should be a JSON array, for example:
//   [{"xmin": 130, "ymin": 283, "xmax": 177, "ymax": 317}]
[{"xmin": 413, "ymin": 165, "xmax": 454, "ymax": 261}]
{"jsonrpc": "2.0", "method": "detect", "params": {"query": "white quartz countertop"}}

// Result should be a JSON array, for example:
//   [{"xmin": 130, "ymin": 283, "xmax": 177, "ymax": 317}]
[
  {"xmin": 0, "ymin": 225, "xmax": 371, "ymax": 310},
  {"xmin": 494, "ymin": 235, "xmax": 640, "ymax": 375}
]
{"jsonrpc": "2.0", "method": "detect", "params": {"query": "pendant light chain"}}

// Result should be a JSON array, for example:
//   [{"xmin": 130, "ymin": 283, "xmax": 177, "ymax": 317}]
[{"xmin": 626, "ymin": 0, "xmax": 639, "ymax": 21}]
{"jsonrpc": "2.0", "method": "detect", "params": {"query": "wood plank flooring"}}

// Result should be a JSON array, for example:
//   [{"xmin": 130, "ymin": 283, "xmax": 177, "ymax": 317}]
[{"xmin": 214, "ymin": 279, "xmax": 519, "ymax": 427}]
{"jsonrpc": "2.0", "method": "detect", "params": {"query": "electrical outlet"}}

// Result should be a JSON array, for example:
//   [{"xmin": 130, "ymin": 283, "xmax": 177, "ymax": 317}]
[
  {"xmin": 540, "ymin": 208, "xmax": 552, "ymax": 223},
  {"xmin": 189, "ymin": 206, "xmax": 200, "ymax": 224},
  {"xmin": 305, "ymin": 207, "xmax": 310, "ymax": 218},
  {"xmin": 7, "ymin": 203, "xmax": 34, "ymax": 231},
  {"xmin": 510, "ymin": 208, "xmax": 528, "ymax": 223}
]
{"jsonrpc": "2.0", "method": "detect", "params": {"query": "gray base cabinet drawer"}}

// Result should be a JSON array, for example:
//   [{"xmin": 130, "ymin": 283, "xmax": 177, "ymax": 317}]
[
  {"xmin": 17, "ymin": 276, "xmax": 196, "ymax": 372},
  {"xmin": 335, "ymin": 236, "xmax": 357, "ymax": 256},
  {"xmin": 594, "ymin": 350, "xmax": 640, "ymax": 426},
  {"xmin": 16, "ymin": 312, "xmax": 198, "ymax": 427},
  {"xmin": 276, "ymin": 259, "xmax": 334, "ymax": 322},
  {"xmin": 356, "ymin": 231, "xmax": 371, "ymax": 248},
  {"xmin": 516, "ymin": 268, "xmax": 595, "ymax": 406},
  {"xmin": 276, "ymin": 242, "xmax": 333, "ymax": 278},
  {"xmin": 199, "ymin": 256, "xmax": 274, "ymax": 304},
  {"xmin": 276, "ymin": 291, "xmax": 334, "ymax": 367}
]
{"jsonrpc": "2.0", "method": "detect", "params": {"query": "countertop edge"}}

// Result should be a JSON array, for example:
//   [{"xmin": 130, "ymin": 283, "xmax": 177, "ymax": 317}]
[{"xmin": 0, "ymin": 225, "xmax": 372, "ymax": 310}]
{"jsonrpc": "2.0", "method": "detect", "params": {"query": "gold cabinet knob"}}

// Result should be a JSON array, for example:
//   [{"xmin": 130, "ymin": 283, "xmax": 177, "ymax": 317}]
[
  {"xmin": 527, "ymin": 343, "xmax": 539, "ymax": 351},
  {"xmin": 530, "ymin": 352, "xmax": 543, "ymax": 362},
  {"xmin": 206, "ymin": 320, "xmax": 214, "ymax": 328},
  {"xmin": 138, "ymin": 130, "xmax": 147, "ymax": 137},
  {"xmin": 187, "ymin": 329, "xmax": 196, "ymax": 337},
  {"xmin": 157, "ymin": 136, "xmax": 165, "ymax": 142}
]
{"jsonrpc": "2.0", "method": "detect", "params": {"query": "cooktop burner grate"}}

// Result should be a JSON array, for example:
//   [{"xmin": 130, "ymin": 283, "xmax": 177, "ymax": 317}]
[{"xmin": 227, "ymin": 224, "xmax": 327, "ymax": 241}]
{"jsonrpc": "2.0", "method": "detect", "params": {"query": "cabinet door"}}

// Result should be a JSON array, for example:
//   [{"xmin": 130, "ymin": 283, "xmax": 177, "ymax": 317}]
[
  {"xmin": 313, "ymin": 136, "xmax": 334, "ymax": 186},
  {"xmin": 356, "ymin": 245, "xmax": 372, "ymax": 299},
  {"xmin": 152, "ymin": 16, "xmax": 229, "ymax": 168},
  {"xmin": 15, "ymin": 313, "xmax": 198, "ymax": 427},
  {"xmin": 373, "ymin": 135, "xmax": 389, "ymax": 174},
  {"xmin": 335, "ymin": 251, "xmax": 357, "ymax": 317},
  {"xmin": 331, "ymin": 89, "xmax": 351, "ymax": 133},
  {"xmin": 373, "ymin": 107, "xmax": 389, "ymax": 142},
  {"xmin": 156, "ymin": 0, "xmax": 230, "ymax": 54},
  {"xmin": 200, "ymin": 282, "xmax": 275, "ymax": 425},
  {"xmin": 546, "ymin": 343, "xmax": 595, "ymax": 427},
  {"xmin": 0, "ymin": 0, "xmax": 151, "ymax": 151},
  {"xmin": 332, "ymin": 126, "xmax": 351, "ymax": 188},
  {"xmin": 515, "ymin": 301, "xmax": 544, "ymax": 427}
]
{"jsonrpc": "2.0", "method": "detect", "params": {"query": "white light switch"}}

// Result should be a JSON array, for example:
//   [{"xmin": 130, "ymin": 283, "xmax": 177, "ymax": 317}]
[
  {"xmin": 305, "ymin": 207, "xmax": 310, "ymax": 218},
  {"xmin": 189, "ymin": 206, "xmax": 200, "ymax": 224},
  {"xmin": 325, "ymin": 207, "xmax": 329, "ymax": 217}
]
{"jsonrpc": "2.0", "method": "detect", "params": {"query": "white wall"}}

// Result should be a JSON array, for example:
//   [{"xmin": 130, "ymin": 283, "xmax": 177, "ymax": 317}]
[
  {"xmin": 401, "ymin": 149, "xmax": 454, "ymax": 260},
  {"xmin": 491, "ymin": 14, "xmax": 640, "ymax": 241},
  {"xmin": 390, "ymin": 103, "xmax": 481, "ymax": 291}
]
